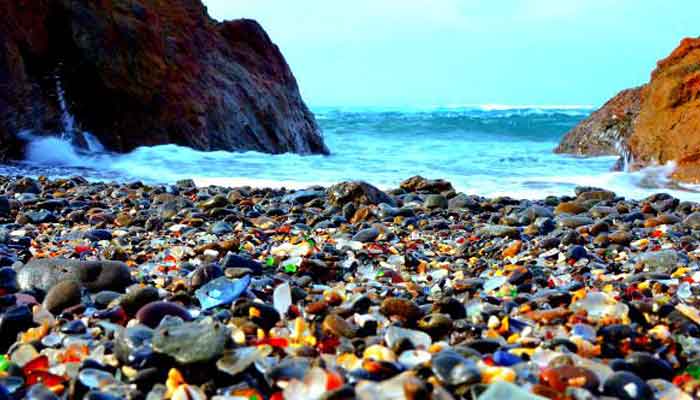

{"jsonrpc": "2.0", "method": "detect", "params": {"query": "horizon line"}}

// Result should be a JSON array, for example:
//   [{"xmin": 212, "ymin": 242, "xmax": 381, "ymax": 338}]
[{"xmin": 309, "ymin": 103, "xmax": 597, "ymax": 111}]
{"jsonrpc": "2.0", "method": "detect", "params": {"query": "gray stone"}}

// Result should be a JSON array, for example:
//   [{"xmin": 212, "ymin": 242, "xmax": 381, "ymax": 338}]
[
  {"xmin": 352, "ymin": 227, "xmax": 380, "ymax": 242},
  {"xmin": 152, "ymin": 321, "xmax": 228, "ymax": 364},
  {"xmin": 476, "ymin": 225, "xmax": 520, "ymax": 239},
  {"xmin": 282, "ymin": 190, "xmax": 324, "ymax": 204},
  {"xmin": 557, "ymin": 216, "xmax": 594, "ymax": 228},
  {"xmin": 636, "ymin": 250, "xmax": 688, "ymax": 273},
  {"xmin": 210, "ymin": 221, "xmax": 233, "ymax": 235},
  {"xmin": 448, "ymin": 193, "xmax": 478, "ymax": 210},
  {"xmin": 683, "ymin": 211, "xmax": 700, "ymax": 229},
  {"xmin": 424, "ymin": 194, "xmax": 448, "ymax": 209},
  {"xmin": 17, "ymin": 259, "xmax": 133, "ymax": 292},
  {"xmin": 25, "ymin": 210, "xmax": 56, "ymax": 224},
  {"xmin": 431, "ymin": 350, "xmax": 481, "ymax": 386}
]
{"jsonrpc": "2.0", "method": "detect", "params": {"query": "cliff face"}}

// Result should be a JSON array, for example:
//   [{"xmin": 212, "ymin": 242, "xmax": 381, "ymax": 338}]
[
  {"xmin": 555, "ymin": 86, "xmax": 645, "ymax": 158},
  {"xmin": 0, "ymin": 0, "xmax": 329, "ymax": 158},
  {"xmin": 556, "ymin": 37, "xmax": 700, "ymax": 181},
  {"xmin": 630, "ymin": 38, "xmax": 700, "ymax": 182}
]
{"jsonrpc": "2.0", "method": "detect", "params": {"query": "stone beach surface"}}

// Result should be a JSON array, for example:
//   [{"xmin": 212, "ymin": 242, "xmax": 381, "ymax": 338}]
[{"xmin": 0, "ymin": 175, "xmax": 698, "ymax": 399}]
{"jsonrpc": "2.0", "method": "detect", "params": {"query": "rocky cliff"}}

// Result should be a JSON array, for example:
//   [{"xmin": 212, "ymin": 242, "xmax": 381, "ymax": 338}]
[
  {"xmin": 557, "ymin": 37, "xmax": 700, "ymax": 181},
  {"xmin": 630, "ymin": 37, "xmax": 700, "ymax": 182},
  {"xmin": 555, "ymin": 86, "xmax": 645, "ymax": 158},
  {"xmin": 0, "ymin": 0, "xmax": 329, "ymax": 159}
]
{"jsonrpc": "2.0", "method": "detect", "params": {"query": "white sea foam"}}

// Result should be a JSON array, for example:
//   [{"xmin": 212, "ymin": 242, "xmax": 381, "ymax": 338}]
[
  {"xmin": 475, "ymin": 104, "xmax": 595, "ymax": 112},
  {"xmin": 11, "ymin": 107, "xmax": 700, "ymax": 201}
]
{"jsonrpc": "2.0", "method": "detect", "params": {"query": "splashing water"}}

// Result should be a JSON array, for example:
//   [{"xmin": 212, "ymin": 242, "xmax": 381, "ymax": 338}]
[
  {"xmin": 54, "ymin": 67, "xmax": 76, "ymax": 140},
  {"xmin": 82, "ymin": 132, "xmax": 105, "ymax": 153},
  {"xmin": 612, "ymin": 128, "xmax": 635, "ymax": 172},
  {"xmin": 51, "ymin": 66, "xmax": 105, "ymax": 154},
  {"xmin": 5, "ymin": 106, "xmax": 700, "ymax": 201}
]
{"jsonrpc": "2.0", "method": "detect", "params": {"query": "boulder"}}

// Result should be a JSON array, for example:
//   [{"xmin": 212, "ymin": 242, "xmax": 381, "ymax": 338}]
[
  {"xmin": 17, "ymin": 258, "xmax": 133, "ymax": 292},
  {"xmin": 0, "ymin": 0, "xmax": 328, "ymax": 159},
  {"xmin": 327, "ymin": 181, "xmax": 395, "ymax": 207}
]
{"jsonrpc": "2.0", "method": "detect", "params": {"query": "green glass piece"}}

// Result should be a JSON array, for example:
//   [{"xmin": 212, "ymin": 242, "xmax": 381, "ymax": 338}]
[
  {"xmin": 0, "ymin": 355, "xmax": 9, "ymax": 372},
  {"xmin": 686, "ymin": 364, "xmax": 700, "ymax": 379}
]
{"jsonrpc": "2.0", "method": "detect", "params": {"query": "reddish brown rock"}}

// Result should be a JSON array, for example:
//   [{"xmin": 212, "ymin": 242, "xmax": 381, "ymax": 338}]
[
  {"xmin": 557, "ymin": 36, "xmax": 700, "ymax": 182},
  {"xmin": 555, "ymin": 86, "xmax": 645, "ymax": 157},
  {"xmin": 630, "ymin": 37, "xmax": 700, "ymax": 182},
  {"xmin": 400, "ymin": 176, "xmax": 455, "ymax": 194},
  {"xmin": 0, "ymin": 0, "xmax": 328, "ymax": 159}
]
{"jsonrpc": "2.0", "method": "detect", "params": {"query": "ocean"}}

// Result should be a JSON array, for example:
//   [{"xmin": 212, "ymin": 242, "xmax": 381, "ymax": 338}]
[{"xmin": 4, "ymin": 105, "xmax": 699, "ymax": 200}]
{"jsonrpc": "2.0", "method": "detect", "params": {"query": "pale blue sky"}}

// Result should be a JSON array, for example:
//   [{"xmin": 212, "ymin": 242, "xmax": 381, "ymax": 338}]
[{"xmin": 203, "ymin": 1, "xmax": 700, "ymax": 107}]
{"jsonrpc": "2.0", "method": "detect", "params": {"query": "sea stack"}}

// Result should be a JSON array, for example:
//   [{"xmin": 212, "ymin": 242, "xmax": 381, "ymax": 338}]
[{"xmin": 0, "ymin": 0, "xmax": 329, "ymax": 159}]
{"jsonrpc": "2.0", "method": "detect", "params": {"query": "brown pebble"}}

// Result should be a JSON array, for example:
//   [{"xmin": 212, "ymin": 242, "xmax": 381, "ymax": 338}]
[
  {"xmin": 380, "ymin": 297, "xmax": 423, "ymax": 322},
  {"xmin": 42, "ymin": 280, "xmax": 82, "ymax": 315},
  {"xmin": 136, "ymin": 301, "xmax": 192, "ymax": 328},
  {"xmin": 305, "ymin": 301, "xmax": 329, "ymax": 315},
  {"xmin": 554, "ymin": 201, "xmax": 586, "ymax": 215},
  {"xmin": 322, "ymin": 314, "xmax": 357, "ymax": 338}
]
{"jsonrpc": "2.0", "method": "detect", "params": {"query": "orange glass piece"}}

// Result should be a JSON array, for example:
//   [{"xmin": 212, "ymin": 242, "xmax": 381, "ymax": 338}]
[{"xmin": 21, "ymin": 322, "xmax": 49, "ymax": 343}]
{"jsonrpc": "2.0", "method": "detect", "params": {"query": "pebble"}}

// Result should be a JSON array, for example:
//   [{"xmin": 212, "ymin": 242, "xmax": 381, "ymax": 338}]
[
  {"xmin": 188, "ymin": 263, "xmax": 223, "ymax": 289},
  {"xmin": 352, "ymin": 227, "xmax": 380, "ymax": 242},
  {"xmin": 0, "ymin": 176, "xmax": 695, "ymax": 399},
  {"xmin": 136, "ymin": 301, "xmax": 192, "ymax": 328},
  {"xmin": 152, "ymin": 321, "xmax": 227, "ymax": 364},
  {"xmin": 17, "ymin": 259, "xmax": 132, "ymax": 292},
  {"xmin": 327, "ymin": 181, "xmax": 395, "ymax": 207},
  {"xmin": 380, "ymin": 297, "xmax": 424, "ymax": 322},
  {"xmin": 0, "ymin": 305, "xmax": 33, "ymax": 352},
  {"xmin": 603, "ymin": 371, "xmax": 654, "ymax": 400},
  {"xmin": 431, "ymin": 350, "xmax": 481, "ymax": 386},
  {"xmin": 322, "ymin": 314, "xmax": 357, "ymax": 338},
  {"xmin": 0, "ymin": 267, "xmax": 18, "ymax": 293},
  {"xmin": 42, "ymin": 279, "xmax": 82, "ymax": 315},
  {"xmin": 423, "ymin": 194, "xmax": 448, "ymax": 209},
  {"xmin": 221, "ymin": 253, "xmax": 263, "ymax": 274},
  {"xmin": 119, "ymin": 286, "xmax": 160, "ymax": 315}
]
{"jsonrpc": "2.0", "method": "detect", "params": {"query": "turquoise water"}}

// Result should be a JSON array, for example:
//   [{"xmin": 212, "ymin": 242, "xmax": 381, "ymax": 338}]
[{"xmin": 4, "ymin": 106, "xmax": 699, "ymax": 200}]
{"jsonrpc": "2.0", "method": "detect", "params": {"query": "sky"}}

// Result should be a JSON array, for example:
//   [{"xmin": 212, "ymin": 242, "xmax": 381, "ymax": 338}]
[{"xmin": 203, "ymin": 0, "xmax": 700, "ymax": 108}]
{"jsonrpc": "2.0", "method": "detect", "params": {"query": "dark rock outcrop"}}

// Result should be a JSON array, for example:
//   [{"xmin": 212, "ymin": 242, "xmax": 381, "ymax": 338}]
[
  {"xmin": 557, "ymin": 37, "xmax": 700, "ymax": 182},
  {"xmin": 0, "ymin": 0, "xmax": 328, "ymax": 159},
  {"xmin": 555, "ymin": 86, "xmax": 645, "ymax": 157}
]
